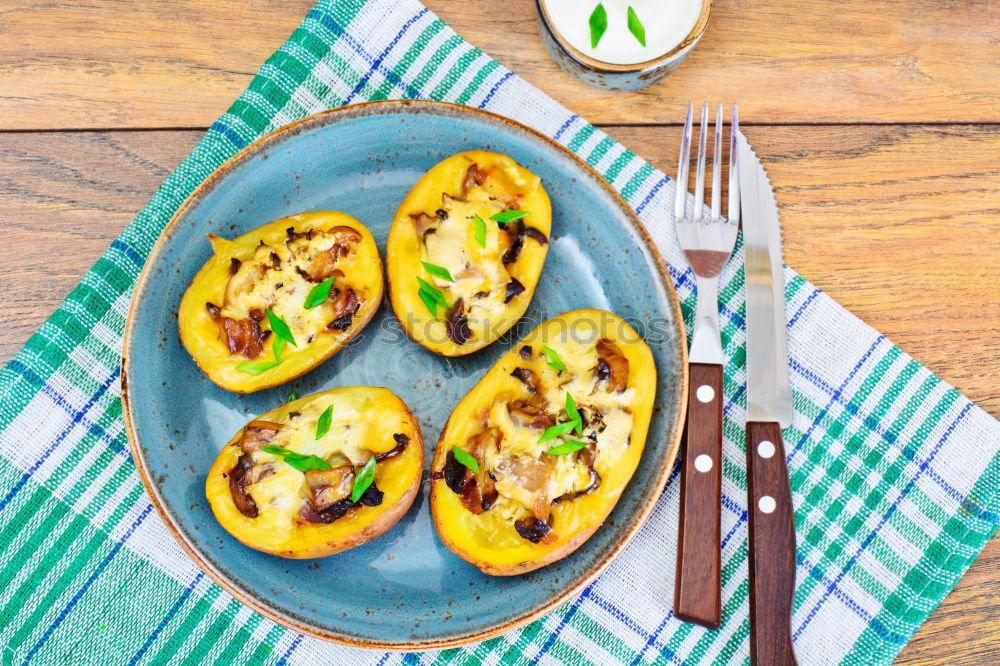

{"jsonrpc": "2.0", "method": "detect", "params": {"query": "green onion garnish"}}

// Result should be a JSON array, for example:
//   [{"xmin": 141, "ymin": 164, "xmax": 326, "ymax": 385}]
[
  {"xmin": 542, "ymin": 346, "xmax": 566, "ymax": 371},
  {"xmin": 565, "ymin": 392, "xmax": 583, "ymax": 437},
  {"xmin": 490, "ymin": 210, "xmax": 530, "ymax": 224},
  {"xmin": 235, "ymin": 360, "xmax": 276, "ymax": 376},
  {"xmin": 236, "ymin": 336, "xmax": 284, "ymax": 375},
  {"xmin": 315, "ymin": 405, "xmax": 333, "ymax": 439},
  {"xmin": 589, "ymin": 3, "xmax": 608, "ymax": 48},
  {"xmin": 539, "ymin": 392, "xmax": 584, "ymax": 442},
  {"xmin": 539, "ymin": 420, "xmax": 579, "ymax": 443},
  {"xmin": 473, "ymin": 214, "xmax": 487, "ymax": 248},
  {"xmin": 627, "ymin": 6, "xmax": 647, "ymax": 47},
  {"xmin": 451, "ymin": 445, "xmax": 480, "ymax": 473},
  {"xmin": 545, "ymin": 440, "xmax": 588, "ymax": 456},
  {"xmin": 303, "ymin": 277, "xmax": 335, "ymax": 309},
  {"xmin": 351, "ymin": 457, "xmax": 377, "ymax": 502},
  {"xmin": 417, "ymin": 276, "xmax": 449, "ymax": 317},
  {"xmin": 260, "ymin": 444, "xmax": 332, "ymax": 472},
  {"xmin": 421, "ymin": 261, "xmax": 454, "ymax": 282},
  {"xmin": 266, "ymin": 309, "xmax": 296, "ymax": 347}
]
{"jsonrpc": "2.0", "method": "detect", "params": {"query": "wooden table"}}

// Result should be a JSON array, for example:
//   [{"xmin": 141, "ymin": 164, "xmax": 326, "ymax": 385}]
[{"xmin": 1, "ymin": 0, "xmax": 996, "ymax": 661}]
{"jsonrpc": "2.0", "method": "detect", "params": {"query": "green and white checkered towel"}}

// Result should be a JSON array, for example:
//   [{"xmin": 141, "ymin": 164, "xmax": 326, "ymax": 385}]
[{"xmin": 1, "ymin": 0, "xmax": 997, "ymax": 663}]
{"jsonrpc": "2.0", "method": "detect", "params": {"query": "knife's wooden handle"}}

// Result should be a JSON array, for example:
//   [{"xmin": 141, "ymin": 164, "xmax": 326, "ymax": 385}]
[
  {"xmin": 674, "ymin": 362, "xmax": 723, "ymax": 628},
  {"xmin": 745, "ymin": 421, "xmax": 797, "ymax": 665}
]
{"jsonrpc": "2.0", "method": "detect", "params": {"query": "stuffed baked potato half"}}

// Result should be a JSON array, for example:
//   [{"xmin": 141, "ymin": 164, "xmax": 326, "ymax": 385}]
[
  {"xmin": 387, "ymin": 150, "xmax": 552, "ymax": 356},
  {"xmin": 178, "ymin": 211, "xmax": 383, "ymax": 392},
  {"xmin": 430, "ymin": 309, "xmax": 656, "ymax": 575},
  {"xmin": 206, "ymin": 387, "xmax": 424, "ymax": 558}
]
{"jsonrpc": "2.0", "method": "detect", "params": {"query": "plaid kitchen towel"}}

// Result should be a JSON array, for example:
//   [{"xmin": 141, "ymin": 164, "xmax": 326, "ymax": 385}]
[{"xmin": 1, "ymin": 0, "xmax": 997, "ymax": 663}]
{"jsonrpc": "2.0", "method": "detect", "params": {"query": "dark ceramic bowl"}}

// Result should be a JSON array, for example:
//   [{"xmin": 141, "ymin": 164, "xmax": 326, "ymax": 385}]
[
  {"xmin": 536, "ymin": 0, "xmax": 712, "ymax": 90},
  {"xmin": 122, "ymin": 100, "xmax": 687, "ymax": 649}
]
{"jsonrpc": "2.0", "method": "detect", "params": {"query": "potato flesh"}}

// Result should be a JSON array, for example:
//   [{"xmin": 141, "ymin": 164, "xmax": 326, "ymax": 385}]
[
  {"xmin": 178, "ymin": 212, "xmax": 383, "ymax": 392},
  {"xmin": 431, "ymin": 310, "xmax": 657, "ymax": 572},
  {"xmin": 206, "ymin": 387, "xmax": 422, "ymax": 557}
]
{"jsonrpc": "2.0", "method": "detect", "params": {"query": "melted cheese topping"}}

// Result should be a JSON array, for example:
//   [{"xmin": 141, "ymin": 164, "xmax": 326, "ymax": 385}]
[
  {"xmin": 422, "ymin": 189, "xmax": 510, "ymax": 319},
  {"xmin": 418, "ymin": 164, "xmax": 544, "ymax": 342},
  {"xmin": 240, "ymin": 392, "xmax": 411, "ymax": 527},
  {"xmin": 180, "ymin": 212, "xmax": 386, "ymax": 393},
  {"xmin": 387, "ymin": 151, "xmax": 552, "ymax": 358},
  {"xmin": 219, "ymin": 229, "xmax": 364, "ymax": 351},
  {"xmin": 471, "ymin": 337, "xmax": 636, "ymax": 527},
  {"xmin": 206, "ymin": 387, "xmax": 424, "ymax": 558},
  {"xmin": 430, "ymin": 309, "xmax": 657, "ymax": 572}
]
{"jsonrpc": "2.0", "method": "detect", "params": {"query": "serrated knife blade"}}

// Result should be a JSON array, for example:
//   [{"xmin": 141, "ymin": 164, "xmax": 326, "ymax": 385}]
[
  {"xmin": 735, "ymin": 129, "xmax": 798, "ymax": 666},
  {"xmin": 736, "ymin": 131, "xmax": 793, "ymax": 428}
]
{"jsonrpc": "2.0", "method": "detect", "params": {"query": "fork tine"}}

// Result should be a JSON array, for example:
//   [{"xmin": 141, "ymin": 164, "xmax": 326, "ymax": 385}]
[
  {"xmin": 674, "ymin": 102, "xmax": 693, "ymax": 219},
  {"xmin": 693, "ymin": 103, "xmax": 708, "ymax": 222},
  {"xmin": 711, "ymin": 103, "xmax": 723, "ymax": 222},
  {"xmin": 728, "ymin": 104, "xmax": 740, "ymax": 226}
]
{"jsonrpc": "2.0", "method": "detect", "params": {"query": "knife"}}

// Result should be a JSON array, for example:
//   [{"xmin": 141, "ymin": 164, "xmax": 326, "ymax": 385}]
[{"xmin": 736, "ymin": 130, "xmax": 798, "ymax": 665}]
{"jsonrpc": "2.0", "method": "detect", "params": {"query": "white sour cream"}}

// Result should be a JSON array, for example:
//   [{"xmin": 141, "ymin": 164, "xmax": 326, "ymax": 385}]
[{"xmin": 544, "ymin": 0, "xmax": 701, "ymax": 66}]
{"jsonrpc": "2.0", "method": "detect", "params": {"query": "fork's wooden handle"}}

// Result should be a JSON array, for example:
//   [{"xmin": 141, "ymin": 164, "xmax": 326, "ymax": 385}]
[
  {"xmin": 746, "ymin": 421, "xmax": 797, "ymax": 665},
  {"xmin": 674, "ymin": 362, "xmax": 723, "ymax": 628}
]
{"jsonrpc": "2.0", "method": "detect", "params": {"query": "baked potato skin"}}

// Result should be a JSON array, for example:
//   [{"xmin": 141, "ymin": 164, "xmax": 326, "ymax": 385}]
[
  {"xmin": 206, "ymin": 387, "xmax": 424, "ymax": 559},
  {"xmin": 178, "ymin": 211, "xmax": 383, "ymax": 393},
  {"xmin": 386, "ymin": 150, "xmax": 552, "ymax": 356},
  {"xmin": 430, "ymin": 309, "xmax": 657, "ymax": 575}
]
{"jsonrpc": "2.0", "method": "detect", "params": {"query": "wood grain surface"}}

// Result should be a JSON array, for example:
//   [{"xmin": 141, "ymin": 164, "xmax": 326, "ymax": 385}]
[
  {"xmin": 675, "ymin": 363, "xmax": 724, "ymax": 629},
  {"xmin": 0, "ymin": 0, "xmax": 997, "ymax": 128},
  {"xmin": 0, "ymin": 0, "xmax": 996, "ymax": 662},
  {"xmin": 745, "ymin": 421, "xmax": 797, "ymax": 666}
]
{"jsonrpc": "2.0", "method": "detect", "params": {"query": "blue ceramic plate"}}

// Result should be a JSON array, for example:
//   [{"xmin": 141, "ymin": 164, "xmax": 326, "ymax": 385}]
[{"xmin": 122, "ymin": 101, "xmax": 686, "ymax": 649}]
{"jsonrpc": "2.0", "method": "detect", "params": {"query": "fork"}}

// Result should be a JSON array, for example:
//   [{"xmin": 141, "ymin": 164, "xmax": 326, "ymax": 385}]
[{"xmin": 673, "ymin": 102, "xmax": 739, "ymax": 629}]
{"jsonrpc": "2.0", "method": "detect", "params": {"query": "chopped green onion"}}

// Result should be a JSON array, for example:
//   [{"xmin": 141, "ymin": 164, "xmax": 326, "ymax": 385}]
[
  {"xmin": 285, "ymin": 454, "xmax": 332, "ymax": 472},
  {"xmin": 539, "ymin": 392, "xmax": 584, "ymax": 443},
  {"xmin": 421, "ymin": 261, "xmax": 454, "ymax": 282},
  {"xmin": 539, "ymin": 420, "xmax": 579, "ymax": 443},
  {"xmin": 589, "ymin": 3, "xmax": 608, "ymax": 48},
  {"xmin": 235, "ymin": 359, "xmax": 277, "ymax": 375},
  {"xmin": 235, "ymin": 336, "xmax": 284, "ymax": 375},
  {"xmin": 490, "ymin": 210, "xmax": 530, "ymax": 224},
  {"xmin": 546, "ymin": 440, "xmax": 588, "ymax": 456},
  {"xmin": 428, "ymin": 286, "xmax": 449, "ymax": 310},
  {"xmin": 417, "ymin": 285, "xmax": 440, "ymax": 317},
  {"xmin": 315, "ymin": 405, "xmax": 333, "ymax": 439},
  {"xmin": 266, "ymin": 309, "xmax": 297, "ymax": 347},
  {"xmin": 565, "ymin": 392, "xmax": 583, "ymax": 437},
  {"xmin": 542, "ymin": 346, "xmax": 566, "ymax": 371},
  {"xmin": 287, "ymin": 390, "xmax": 298, "ymax": 402},
  {"xmin": 260, "ymin": 444, "xmax": 332, "ymax": 472},
  {"xmin": 351, "ymin": 457, "xmax": 377, "ymax": 502},
  {"xmin": 451, "ymin": 445, "xmax": 480, "ymax": 473},
  {"xmin": 627, "ymin": 6, "xmax": 646, "ymax": 47},
  {"xmin": 303, "ymin": 276, "xmax": 335, "ymax": 309},
  {"xmin": 417, "ymin": 277, "xmax": 448, "ymax": 317},
  {"xmin": 473, "ymin": 214, "xmax": 487, "ymax": 248}
]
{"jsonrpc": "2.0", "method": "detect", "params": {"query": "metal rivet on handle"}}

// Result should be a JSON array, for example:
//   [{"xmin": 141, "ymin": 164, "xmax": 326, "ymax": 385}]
[
  {"xmin": 696, "ymin": 385, "xmax": 715, "ymax": 403},
  {"xmin": 759, "ymin": 496, "xmax": 776, "ymax": 514},
  {"xmin": 757, "ymin": 440, "xmax": 775, "ymax": 459},
  {"xmin": 694, "ymin": 454, "xmax": 713, "ymax": 473}
]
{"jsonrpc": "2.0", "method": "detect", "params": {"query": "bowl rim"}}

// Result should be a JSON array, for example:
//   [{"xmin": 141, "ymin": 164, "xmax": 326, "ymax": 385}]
[
  {"xmin": 536, "ymin": 0, "xmax": 712, "ymax": 73},
  {"xmin": 121, "ymin": 99, "xmax": 689, "ymax": 650}
]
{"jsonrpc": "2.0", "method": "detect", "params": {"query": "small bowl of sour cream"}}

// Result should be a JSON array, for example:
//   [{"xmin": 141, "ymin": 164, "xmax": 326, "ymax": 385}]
[{"xmin": 536, "ymin": 0, "xmax": 711, "ymax": 90}]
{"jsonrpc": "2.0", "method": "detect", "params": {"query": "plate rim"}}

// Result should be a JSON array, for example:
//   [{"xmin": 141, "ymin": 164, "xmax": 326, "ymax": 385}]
[{"xmin": 121, "ymin": 99, "xmax": 689, "ymax": 650}]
